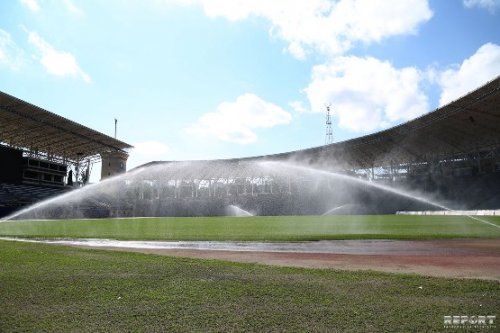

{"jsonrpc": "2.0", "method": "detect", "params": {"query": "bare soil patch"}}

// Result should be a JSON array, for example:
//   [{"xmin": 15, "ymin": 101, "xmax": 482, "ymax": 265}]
[{"xmin": 90, "ymin": 239, "xmax": 500, "ymax": 281}]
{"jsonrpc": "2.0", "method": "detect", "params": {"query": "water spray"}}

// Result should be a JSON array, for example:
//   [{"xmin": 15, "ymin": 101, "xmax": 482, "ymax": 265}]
[{"xmin": 260, "ymin": 161, "xmax": 500, "ymax": 230}]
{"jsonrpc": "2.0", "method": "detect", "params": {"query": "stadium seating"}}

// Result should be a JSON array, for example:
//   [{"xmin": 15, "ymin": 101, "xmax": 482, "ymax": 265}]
[{"xmin": 0, "ymin": 183, "xmax": 66, "ymax": 206}]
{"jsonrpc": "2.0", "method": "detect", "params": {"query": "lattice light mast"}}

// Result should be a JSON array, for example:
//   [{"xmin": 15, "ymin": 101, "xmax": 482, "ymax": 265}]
[{"xmin": 325, "ymin": 104, "xmax": 333, "ymax": 145}]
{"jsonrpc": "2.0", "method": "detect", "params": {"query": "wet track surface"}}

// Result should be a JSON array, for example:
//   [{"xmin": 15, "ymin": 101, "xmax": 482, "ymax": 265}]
[{"xmin": 3, "ymin": 237, "xmax": 500, "ymax": 280}]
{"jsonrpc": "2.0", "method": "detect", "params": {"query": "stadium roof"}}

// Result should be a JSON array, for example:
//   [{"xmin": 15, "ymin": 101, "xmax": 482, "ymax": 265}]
[
  {"xmin": 0, "ymin": 91, "xmax": 132, "ymax": 162},
  {"xmin": 141, "ymin": 75, "xmax": 500, "ymax": 171},
  {"xmin": 280, "ymin": 75, "xmax": 500, "ymax": 169}
]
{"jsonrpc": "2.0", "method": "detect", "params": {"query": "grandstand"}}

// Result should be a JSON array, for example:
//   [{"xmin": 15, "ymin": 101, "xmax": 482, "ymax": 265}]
[
  {"xmin": 132, "ymin": 76, "xmax": 500, "ymax": 216},
  {"xmin": 0, "ymin": 91, "xmax": 132, "ymax": 217},
  {"xmin": 1, "ymin": 76, "xmax": 499, "ymax": 218}
]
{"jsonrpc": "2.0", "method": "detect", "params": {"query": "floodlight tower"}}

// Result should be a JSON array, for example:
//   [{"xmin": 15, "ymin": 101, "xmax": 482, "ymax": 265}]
[{"xmin": 325, "ymin": 104, "xmax": 333, "ymax": 145}]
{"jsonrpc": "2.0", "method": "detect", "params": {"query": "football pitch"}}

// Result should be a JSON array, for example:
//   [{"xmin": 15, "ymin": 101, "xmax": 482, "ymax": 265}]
[
  {"xmin": 0, "ymin": 214, "xmax": 500, "ymax": 240},
  {"xmin": 1, "ymin": 215, "xmax": 499, "ymax": 332},
  {"xmin": 0, "ymin": 239, "xmax": 499, "ymax": 332}
]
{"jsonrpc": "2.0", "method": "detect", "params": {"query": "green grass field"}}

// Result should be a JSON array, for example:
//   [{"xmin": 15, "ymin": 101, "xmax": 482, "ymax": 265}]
[
  {"xmin": 1, "ymin": 240, "xmax": 499, "ymax": 332},
  {"xmin": 1, "ymin": 215, "xmax": 499, "ymax": 332},
  {"xmin": 1, "ymin": 215, "xmax": 500, "ymax": 240}
]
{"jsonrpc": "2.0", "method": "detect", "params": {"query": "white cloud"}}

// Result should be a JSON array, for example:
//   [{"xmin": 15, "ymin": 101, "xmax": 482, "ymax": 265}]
[
  {"xmin": 19, "ymin": 0, "xmax": 40, "ymax": 11},
  {"xmin": 62, "ymin": 0, "xmax": 84, "ymax": 15},
  {"xmin": 179, "ymin": 1, "xmax": 432, "ymax": 134},
  {"xmin": 19, "ymin": 0, "xmax": 85, "ymax": 15},
  {"xmin": 185, "ymin": 93, "xmax": 292, "ymax": 144},
  {"xmin": 132, "ymin": 141, "xmax": 170, "ymax": 156},
  {"xmin": 439, "ymin": 43, "xmax": 500, "ymax": 106},
  {"xmin": 0, "ymin": 30, "xmax": 24, "ymax": 70},
  {"xmin": 333, "ymin": 0, "xmax": 433, "ymax": 42},
  {"xmin": 132, "ymin": 141, "xmax": 170, "ymax": 157},
  {"xmin": 194, "ymin": 0, "xmax": 432, "ymax": 58},
  {"xmin": 27, "ymin": 31, "xmax": 91, "ymax": 82},
  {"xmin": 289, "ymin": 100, "xmax": 308, "ymax": 113},
  {"xmin": 463, "ymin": 0, "xmax": 500, "ymax": 12},
  {"xmin": 303, "ymin": 56, "xmax": 428, "ymax": 132},
  {"xmin": 124, "ymin": 141, "xmax": 170, "ymax": 169}
]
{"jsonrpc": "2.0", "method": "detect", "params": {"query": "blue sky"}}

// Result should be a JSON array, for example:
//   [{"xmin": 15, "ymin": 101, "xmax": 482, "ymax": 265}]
[{"xmin": 1, "ymin": 0, "xmax": 500, "ymax": 182}]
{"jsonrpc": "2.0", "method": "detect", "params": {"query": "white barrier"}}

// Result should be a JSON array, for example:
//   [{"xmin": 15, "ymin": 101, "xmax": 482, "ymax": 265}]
[{"xmin": 396, "ymin": 210, "xmax": 500, "ymax": 216}]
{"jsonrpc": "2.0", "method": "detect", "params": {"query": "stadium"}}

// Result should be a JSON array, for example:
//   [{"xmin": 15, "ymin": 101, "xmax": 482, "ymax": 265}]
[
  {"xmin": 1, "ymin": 77, "xmax": 499, "ymax": 332},
  {"xmin": 1, "ymin": 76, "xmax": 499, "ymax": 219}
]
